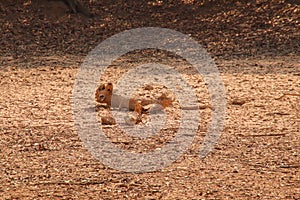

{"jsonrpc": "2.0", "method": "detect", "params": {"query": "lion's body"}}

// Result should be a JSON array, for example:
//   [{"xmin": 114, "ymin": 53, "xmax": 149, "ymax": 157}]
[{"xmin": 95, "ymin": 82, "xmax": 172, "ymax": 116}]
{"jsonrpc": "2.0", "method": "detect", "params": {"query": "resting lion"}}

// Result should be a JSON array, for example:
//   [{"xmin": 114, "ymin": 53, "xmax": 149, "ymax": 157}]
[{"xmin": 95, "ymin": 82, "xmax": 173, "ymax": 124}]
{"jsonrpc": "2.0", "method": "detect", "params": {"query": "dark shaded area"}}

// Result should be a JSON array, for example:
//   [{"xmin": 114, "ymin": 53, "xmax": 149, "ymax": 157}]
[
  {"xmin": 52, "ymin": 0, "xmax": 92, "ymax": 17},
  {"xmin": 0, "ymin": 0, "xmax": 299, "ymax": 60}
]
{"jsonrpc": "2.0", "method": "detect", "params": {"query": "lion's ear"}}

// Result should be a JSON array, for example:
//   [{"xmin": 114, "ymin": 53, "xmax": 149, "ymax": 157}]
[
  {"xmin": 97, "ymin": 84, "xmax": 105, "ymax": 91},
  {"xmin": 106, "ymin": 82, "xmax": 113, "ymax": 94}
]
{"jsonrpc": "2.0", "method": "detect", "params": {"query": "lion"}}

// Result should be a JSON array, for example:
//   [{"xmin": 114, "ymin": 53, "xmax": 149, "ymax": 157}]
[{"xmin": 95, "ymin": 82, "xmax": 173, "ymax": 124}]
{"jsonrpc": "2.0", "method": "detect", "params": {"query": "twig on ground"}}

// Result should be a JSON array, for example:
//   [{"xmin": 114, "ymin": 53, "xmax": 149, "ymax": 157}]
[{"xmin": 275, "ymin": 92, "xmax": 300, "ymax": 100}]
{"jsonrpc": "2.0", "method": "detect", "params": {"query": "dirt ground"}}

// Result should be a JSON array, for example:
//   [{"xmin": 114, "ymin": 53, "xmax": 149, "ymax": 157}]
[{"xmin": 0, "ymin": 0, "xmax": 299, "ymax": 199}]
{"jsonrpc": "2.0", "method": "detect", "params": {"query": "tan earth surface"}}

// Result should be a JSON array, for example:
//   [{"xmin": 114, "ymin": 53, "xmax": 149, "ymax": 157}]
[{"xmin": 1, "ymin": 0, "xmax": 299, "ymax": 199}]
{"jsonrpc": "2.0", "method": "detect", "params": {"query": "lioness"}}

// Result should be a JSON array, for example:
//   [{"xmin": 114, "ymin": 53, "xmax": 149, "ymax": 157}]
[
  {"xmin": 95, "ymin": 82, "xmax": 173, "ymax": 115},
  {"xmin": 95, "ymin": 82, "xmax": 173, "ymax": 125}
]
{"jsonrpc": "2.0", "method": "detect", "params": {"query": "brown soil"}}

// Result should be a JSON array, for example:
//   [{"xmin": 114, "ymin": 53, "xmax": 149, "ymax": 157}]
[{"xmin": 0, "ymin": 0, "xmax": 299, "ymax": 199}]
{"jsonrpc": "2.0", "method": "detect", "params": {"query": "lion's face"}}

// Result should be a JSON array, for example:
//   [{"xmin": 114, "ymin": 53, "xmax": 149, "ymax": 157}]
[{"xmin": 95, "ymin": 82, "xmax": 113, "ymax": 105}]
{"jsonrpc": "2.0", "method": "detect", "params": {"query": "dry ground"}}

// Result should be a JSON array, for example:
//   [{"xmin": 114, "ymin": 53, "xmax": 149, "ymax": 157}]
[
  {"xmin": 0, "ymin": 0, "xmax": 299, "ymax": 199},
  {"xmin": 0, "ymin": 54, "xmax": 299, "ymax": 199}
]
